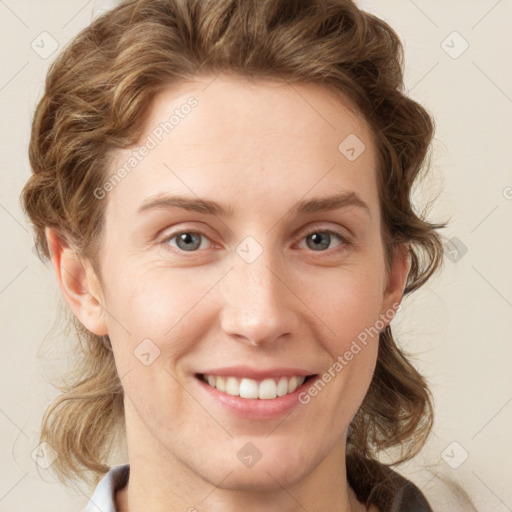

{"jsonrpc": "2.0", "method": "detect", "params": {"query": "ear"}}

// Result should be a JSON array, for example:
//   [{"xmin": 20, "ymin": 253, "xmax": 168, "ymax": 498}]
[
  {"xmin": 380, "ymin": 242, "xmax": 411, "ymax": 325},
  {"xmin": 45, "ymin": 227, "xmax": 108, "ymax": 336}
]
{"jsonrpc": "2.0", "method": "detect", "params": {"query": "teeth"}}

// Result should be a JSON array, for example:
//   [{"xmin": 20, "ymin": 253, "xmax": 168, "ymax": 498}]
[
  {"xmin": 288, "ymin": 376, "xmax": 298, "ymax": 393},
  {"xmin": 258, "ymin": 378, "xmax": 276, "ymax": 399},
  {"xmin": 225, "ymin": 376, "xmax": 239, "ymax": 396},
  {"xmin": 276, "ymin": 377, "xmax": 288, "ymax": 397},
  {"xmin": 240, "ymin": 378, "xmax": 259, "ymax": 399},
  {"xmin": 216, "ymin": 376, "xmax": 226, "ymax": 392},
  {"xmin": 201, "ymin": 374, "xmax": 307, "ymax": 399}
]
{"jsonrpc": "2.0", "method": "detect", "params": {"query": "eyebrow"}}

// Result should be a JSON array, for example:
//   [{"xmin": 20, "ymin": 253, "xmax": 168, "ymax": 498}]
[{"xmin": 137, "ymin": 191, "xmax": 370, "ymax": 218}]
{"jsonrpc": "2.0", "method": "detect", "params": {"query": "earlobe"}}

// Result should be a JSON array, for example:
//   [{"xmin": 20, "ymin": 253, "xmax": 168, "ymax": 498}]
[
  {"xmin": 381, "ymin": 242, "xmax": 411, "ymax": 324},
  {"xmin": 45, "ymin": 227, "xmax": 108, "ymax": 336}
]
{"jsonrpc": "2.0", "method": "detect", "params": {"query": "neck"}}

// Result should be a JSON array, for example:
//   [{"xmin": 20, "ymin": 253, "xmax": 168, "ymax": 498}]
[{"xmin": 117, "ymin": 402, "xmax": 367, "ymax": 512}]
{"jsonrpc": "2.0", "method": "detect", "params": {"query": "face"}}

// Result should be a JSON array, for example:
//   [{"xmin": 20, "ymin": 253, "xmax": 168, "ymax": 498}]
[{"xmin": 71, "ymin": 74, "xmax": 406, "ymax": 492}]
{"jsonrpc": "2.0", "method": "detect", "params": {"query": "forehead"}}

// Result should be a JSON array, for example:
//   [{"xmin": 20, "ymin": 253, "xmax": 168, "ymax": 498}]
[{"xmin": 105, "ymin": 74, "xmax": 379, "ymax": 220}]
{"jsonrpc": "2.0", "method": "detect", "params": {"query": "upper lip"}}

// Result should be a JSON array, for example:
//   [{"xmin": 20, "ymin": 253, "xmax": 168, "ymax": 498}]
[{"xmin": 197, "ymin": 366, "xmax": 317, "ymax": 380}]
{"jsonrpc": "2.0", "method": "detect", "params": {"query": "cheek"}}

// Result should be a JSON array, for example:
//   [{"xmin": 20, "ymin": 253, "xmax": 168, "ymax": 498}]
[
  {"xmin": 308, "ymin": 286, "xmax": 381, "ymax": 428},
  {"xmin": 104, "ymin": 269, "xmax": 213, "ymax": 422},
  {"xmin": 319, "ymin": 264, "xmax": 386, "ymax": 342},
  {"xmin": 308, "ymin": 261, "xmax": 385, "ymax": 403},
  {"xmin": 106, "ymin": 257, "xmax": 199, "ymax": 327},
  {"xmin": 105, "ymin": 264, "xmax": 218, "ymax": 368}
]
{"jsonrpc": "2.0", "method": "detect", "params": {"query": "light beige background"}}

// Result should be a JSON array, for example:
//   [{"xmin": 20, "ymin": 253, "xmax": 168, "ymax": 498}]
[{"xmin": 1, "ymin": 0, "xmax": 511, "ymax": 511}]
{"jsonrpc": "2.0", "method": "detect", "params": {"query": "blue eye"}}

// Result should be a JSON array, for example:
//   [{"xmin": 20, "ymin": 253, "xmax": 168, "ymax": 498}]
[
  {"xmin": 165, "ymin": 231, "xmax": 211, "ymax": 252},
  {"xmin": 162, "ymin": 228, "xmax": 350, "ymax": 254},
  {"xmin": 300, "ymin": 229, "xmax": 349, "ymax": 252}
]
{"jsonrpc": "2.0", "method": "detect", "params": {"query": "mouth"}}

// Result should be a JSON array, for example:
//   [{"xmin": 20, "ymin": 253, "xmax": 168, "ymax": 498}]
[{"xmin": 195, "ymin": 373, "xmax": 318, "ymax": 400}]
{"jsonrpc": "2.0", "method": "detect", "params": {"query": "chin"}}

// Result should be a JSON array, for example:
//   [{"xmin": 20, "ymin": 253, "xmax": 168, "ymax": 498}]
[
  {"xmin": 203, "ymin": 442, "xmax": 315, "ymax": 492},
  {"xmin": 219, "ymin": 462, "xmax": 311, "ymax": 492}
]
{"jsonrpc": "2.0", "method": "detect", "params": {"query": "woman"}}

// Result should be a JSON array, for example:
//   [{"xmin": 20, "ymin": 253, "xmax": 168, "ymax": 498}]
[{"xmin": 21, "ymin": 0, "xmax": 448, "ymax": 510}]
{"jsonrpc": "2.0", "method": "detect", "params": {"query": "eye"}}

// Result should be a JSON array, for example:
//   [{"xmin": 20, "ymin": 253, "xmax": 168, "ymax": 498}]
[
  {"xmin": 164, "ymin": 231, "xmax": 211, "ymax": 252},
  {"xmin": 161, "ymin": 227, "xmax": 351, "ymax": 254},
  {"xmin": 298, "ymin": 229, "xmax": 350, "ymax": 252}
]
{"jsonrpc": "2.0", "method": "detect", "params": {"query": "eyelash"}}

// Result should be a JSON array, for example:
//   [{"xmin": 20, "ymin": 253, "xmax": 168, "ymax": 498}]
[{"xmin": 161, "ymin": 227, "xmax": 352, "ymax": 255}]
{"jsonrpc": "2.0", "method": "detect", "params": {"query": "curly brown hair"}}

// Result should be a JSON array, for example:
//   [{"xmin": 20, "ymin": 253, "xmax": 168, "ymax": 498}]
[{"xmin": 21, "ymin": 0, "xmax": 447, "ymax": 509}]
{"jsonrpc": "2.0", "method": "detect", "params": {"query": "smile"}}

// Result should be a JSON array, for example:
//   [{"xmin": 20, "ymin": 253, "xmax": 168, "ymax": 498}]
[{"xmin": 198, "ymin": 374, "xmax": 314, "ymax": 400}]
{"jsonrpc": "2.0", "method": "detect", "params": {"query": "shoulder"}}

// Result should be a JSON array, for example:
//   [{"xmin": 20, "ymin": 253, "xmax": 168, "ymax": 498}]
[
  {"xmin": 368, "ymin": 467, "xmax": 432, "ymax": 512},
  {"xmin": 347, "ymin": 455, "xmax": 432, "ymax": 512},
  {"xmin": 82, "ymin": 464, "xmax": 130, "ymax": 512},
  {"xmin": 388, "ymin": 470, "xmax": 432, "ymax": 512}
]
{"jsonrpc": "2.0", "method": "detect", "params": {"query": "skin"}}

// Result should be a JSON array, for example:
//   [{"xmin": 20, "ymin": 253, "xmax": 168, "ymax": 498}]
[{"xmin": 47, "ymin": 74, "xmax": 410, "ymax": 512}]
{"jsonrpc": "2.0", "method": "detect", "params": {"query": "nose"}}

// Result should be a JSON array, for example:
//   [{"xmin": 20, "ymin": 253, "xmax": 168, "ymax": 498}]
[{"xmin": 218, "ymin": 248, "xmax": 301, "ymax": 348}]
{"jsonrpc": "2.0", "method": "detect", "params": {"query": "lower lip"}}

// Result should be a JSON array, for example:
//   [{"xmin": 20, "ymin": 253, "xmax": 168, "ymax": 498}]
[{"xmin": 195, "ymin": 375, "xmax": 318, "ymax": 420}]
